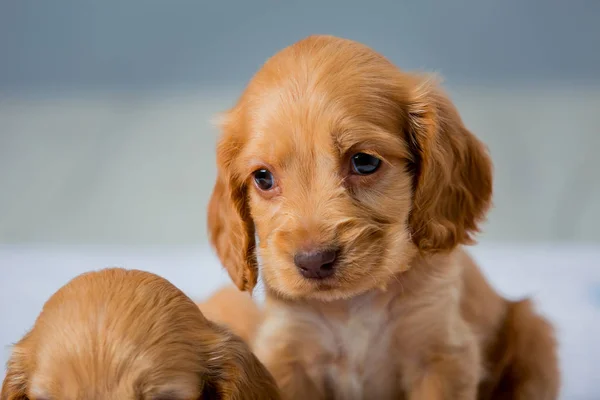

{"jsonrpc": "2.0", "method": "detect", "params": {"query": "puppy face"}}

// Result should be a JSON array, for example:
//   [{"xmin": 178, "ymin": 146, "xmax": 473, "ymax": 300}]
[
  {"xmin": 1, "ymin": 269, "xmax": 280, "ymax": 400},
  {"xmin": 208, "ymin": 35, "xmax": 492, "ymax": 301}
]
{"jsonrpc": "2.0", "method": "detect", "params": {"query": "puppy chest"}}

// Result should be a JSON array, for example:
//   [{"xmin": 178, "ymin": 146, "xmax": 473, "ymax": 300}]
[{"xmin": 297, "ymin": 306, "xmax": 401, "ymax": 398}]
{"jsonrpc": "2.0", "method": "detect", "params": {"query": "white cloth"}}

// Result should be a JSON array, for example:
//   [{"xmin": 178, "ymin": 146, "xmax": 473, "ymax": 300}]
[{"xmin": 1, "ymin": 244, "xmax": 598, "ymax": 399}]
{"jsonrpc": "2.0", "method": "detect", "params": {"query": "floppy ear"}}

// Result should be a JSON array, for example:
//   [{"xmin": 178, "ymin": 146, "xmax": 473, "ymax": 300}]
[
  {"xmin": 204, "ymin": 328, "xmax": 281, "ymax": 400},
  {"xmin": 405, "ymin": 77, "xmax": 493, "ymax": 253},
  {"xmin": 1, "ymin": 344, "xmax": 30, "ymax": 400},
  {"xmin": 207, "ymin": 108, "xmax": 258, "ymax": 292}
]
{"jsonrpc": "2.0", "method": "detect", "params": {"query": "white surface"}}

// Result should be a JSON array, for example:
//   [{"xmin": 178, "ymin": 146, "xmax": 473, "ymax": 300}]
[{"xmin": 1, "ymin": 244, "xmax": 599, "ymax": 399}]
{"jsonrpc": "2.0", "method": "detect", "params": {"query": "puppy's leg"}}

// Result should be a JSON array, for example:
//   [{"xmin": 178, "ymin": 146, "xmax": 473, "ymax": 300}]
[
  {"xmin": 254, "ymin": 343, "xmax": 325, "ymax": 400},
  {"xmin": 263, "ymin": 360, "xmax": 325, "ymax": 400},
  {"xmin": 407, "ymin": 342, "xmax": 480, "ymax": 400},
  {"xmin": 253, "ymin": 316, "xmax": 329, "ymax": 400}
]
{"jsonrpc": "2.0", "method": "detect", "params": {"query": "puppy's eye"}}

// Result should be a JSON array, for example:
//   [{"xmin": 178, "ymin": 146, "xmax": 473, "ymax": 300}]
[
  {"xmin": 350, "ymin": 153, "xmax": 381, "ymax": 175},
  {"xmin": 253, "ymin": 169, "xmax": 275, "ymax": 191}
]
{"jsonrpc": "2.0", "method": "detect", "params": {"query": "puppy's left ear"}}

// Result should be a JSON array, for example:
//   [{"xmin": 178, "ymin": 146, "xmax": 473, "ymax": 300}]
[
  {"xmin": 1, "ymin": 343, "xmax": 30, "ymax": 400},
  {"xmin": 405, "ymin": 76, "xmax": 493, "ymax": 253}
]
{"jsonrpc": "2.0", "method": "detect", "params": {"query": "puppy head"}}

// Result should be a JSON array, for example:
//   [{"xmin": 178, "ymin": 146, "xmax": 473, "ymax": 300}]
[
  {"xmin": 208, "ymin": 35, "xmax": 492, "ymax": 300},
  {"xmin": 1, "ymin": 268, "xmax": 280, "ymax": 400}
]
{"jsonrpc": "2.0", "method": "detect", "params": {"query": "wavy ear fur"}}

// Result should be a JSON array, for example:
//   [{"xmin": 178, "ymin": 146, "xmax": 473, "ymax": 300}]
[
  {"xmin": 207, "ymin": 108, "xmax": 258, "ymax": 292},
  {"xmin": 1, "ymin": 341, "xmax": 30, "ymax": 400},
  {"xmin": 203, "ymin": 325, "xmax": 281, "ymax": 400},
  {"xmin": 406, "ymin": 77, "xmax": 493, "ymax": 253}
]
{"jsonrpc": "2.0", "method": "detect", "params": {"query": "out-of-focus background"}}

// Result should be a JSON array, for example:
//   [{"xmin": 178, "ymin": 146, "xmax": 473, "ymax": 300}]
[{"xmin": 1, "ymin": 1, "xmax": 599, "ymax": 398}]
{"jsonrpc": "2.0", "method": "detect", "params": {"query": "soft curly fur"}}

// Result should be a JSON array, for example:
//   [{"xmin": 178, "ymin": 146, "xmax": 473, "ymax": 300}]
[
  {"xmin": 1, "ymin": 268, "xmax": 280, "ymax": 400},
  {"xmin": 206, "ymin": 35, "xmax": 560, "ymax": 399}
]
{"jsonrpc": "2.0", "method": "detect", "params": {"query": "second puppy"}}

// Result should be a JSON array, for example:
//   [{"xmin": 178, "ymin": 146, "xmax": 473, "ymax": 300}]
[{"xmin": 2, "ymin": 268, "xmax": 280, "ymax": 400}]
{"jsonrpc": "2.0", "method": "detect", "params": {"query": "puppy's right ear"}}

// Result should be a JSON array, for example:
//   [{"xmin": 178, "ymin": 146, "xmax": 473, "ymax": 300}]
[
  {"xmin": 1, "ymin": 344, "xmax": 29, "ymax": 400},
  {"xmin": 208, "ymin": 107, "xmax": 258, "ymax": 292}
]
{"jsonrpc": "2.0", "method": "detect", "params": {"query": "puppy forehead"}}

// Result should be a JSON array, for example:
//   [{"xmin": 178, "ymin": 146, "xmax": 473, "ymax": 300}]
[
  {"xmin": 243, "ymin": 86, "xmax": 341, "ymax": 166},
  {"xmin": 30, "ymin": 349, "xmax": 199, "ymax": 399},
  {"xmin": 236, "ymin": 52, "xmax": 413, "ymax": 171},
  {"xmin": 241, "ymin": 94, "xmax": 407, "ymax": 171}
]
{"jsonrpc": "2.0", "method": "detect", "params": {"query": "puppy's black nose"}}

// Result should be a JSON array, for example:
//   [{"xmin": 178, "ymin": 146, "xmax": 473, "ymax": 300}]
[{"xmin": 294, "ymin": 248, "xmax": 338, "ymax": 279}]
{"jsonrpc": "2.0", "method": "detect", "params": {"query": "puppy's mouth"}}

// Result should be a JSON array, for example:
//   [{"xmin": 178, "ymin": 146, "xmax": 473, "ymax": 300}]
[
  {"xmin": 314, "ymin": 279, "xmax": 336, "ymax": 290},
  {"xmin": 299, "ymin": 246, "xmax": 390, "ymax": 296}
]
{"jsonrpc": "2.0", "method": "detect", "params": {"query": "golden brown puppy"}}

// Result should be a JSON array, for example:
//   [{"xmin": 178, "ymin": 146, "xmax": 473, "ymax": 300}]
[
  {"xmin": 206, "ymin": 35, "xmax": 559, "ymax": 399},
  {"xmin": 1, "ymin": 268, "xmax": 280, "ymax": 400}
]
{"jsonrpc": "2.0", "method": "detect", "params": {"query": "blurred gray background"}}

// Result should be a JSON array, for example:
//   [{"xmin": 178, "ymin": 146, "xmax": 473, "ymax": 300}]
[
  {"xmin": 2, "ymin": 3, "xmax": 600, "ymax": 398},
  {"xmin": 1, "ymin": 0, "xmax": 599, "ymax": 245}
]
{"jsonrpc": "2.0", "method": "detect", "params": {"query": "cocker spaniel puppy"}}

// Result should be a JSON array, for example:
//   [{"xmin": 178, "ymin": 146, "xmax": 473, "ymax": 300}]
[
  {"xmin": 1, "ymin": 268, "xmax": 280, "ymax": 400},
  {"xmin": 207, "ymin": 35, "xmax": 560, "ymax": 399}
]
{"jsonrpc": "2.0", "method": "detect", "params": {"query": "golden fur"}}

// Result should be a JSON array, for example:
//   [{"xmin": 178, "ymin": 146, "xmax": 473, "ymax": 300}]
[
  {"xmin": 206, "ymin": 35, "xmax": 560, "ymax": 399},
  {"xmin": 1, "ymin": 268, "xmax": 280, "ymax": 400},
  {"xmin": 197, "ymin": 286, "xmax": 263, "ymax": 345}
]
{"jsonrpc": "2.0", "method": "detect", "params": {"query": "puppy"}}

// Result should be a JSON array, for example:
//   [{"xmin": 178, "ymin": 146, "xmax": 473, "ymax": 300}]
[
  {"xmin": 206, "ymin": 35, "xmax": 559, "ymax": 399},
  {"xmin": 1, "ymin": 268, "xmax": 280, "ymax": 400}
]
